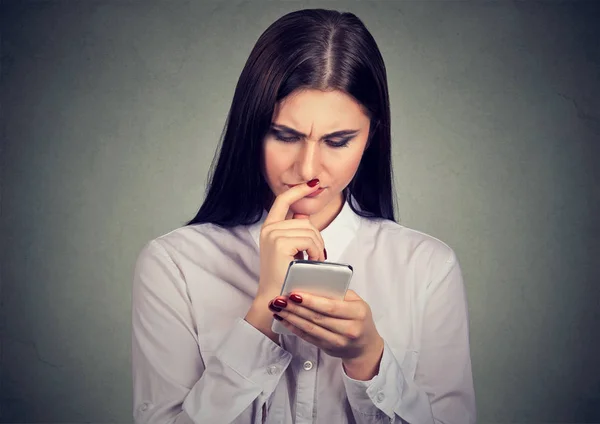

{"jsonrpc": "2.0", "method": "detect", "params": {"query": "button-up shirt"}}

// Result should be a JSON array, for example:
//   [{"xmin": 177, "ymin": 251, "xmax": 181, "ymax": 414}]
[{"xmin": 132, "ymin": 197, "xmax": 476, "ymax": 423}]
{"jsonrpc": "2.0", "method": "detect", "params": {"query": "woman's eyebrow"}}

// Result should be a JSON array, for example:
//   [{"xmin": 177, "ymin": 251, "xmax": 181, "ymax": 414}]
[{"xmin": 270, "ymin": 123, "xmax": 359, "ymax": 139}]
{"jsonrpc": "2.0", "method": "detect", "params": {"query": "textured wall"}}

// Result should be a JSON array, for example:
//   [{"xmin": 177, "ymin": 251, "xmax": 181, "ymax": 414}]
[{"xmin": 1, "ymin": 1, "xmax": 598, "ymax": 423}]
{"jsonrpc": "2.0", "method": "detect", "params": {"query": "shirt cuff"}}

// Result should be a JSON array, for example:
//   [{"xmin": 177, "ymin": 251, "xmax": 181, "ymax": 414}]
[
  {"xmin": 216, "ymin": 317, "xmax": 293, "ymax": 394},
  {"xmin": 342, "ymin": 339, "xmax": 403, "ymax": 419}
]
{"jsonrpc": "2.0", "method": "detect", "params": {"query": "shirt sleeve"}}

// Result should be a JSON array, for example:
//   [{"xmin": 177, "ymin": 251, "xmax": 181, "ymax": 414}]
[
  {"xmin": 132, "ymin": 239, "xmax": 292, "ymax": 424},
  {"xmin": 341, "ymin": 249, "xmax": 476, "ymax": 424}
]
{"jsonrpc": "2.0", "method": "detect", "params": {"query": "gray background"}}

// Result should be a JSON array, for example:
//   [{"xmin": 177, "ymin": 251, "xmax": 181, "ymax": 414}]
[{"xmin": 1, "ymin": 0, "xmax": 599, "ymax": 423}]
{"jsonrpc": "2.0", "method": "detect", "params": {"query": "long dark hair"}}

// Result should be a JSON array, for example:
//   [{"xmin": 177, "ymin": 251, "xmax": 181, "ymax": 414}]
[{"xmin": 185, "ymin": 9, "xmax": 397, "ymax": 227}]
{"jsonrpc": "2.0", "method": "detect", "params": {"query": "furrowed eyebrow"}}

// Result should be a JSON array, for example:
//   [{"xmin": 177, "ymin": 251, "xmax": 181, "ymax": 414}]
[{"xmin": 270, "ymin": 123, "xmax": 359, "ymax": 139}]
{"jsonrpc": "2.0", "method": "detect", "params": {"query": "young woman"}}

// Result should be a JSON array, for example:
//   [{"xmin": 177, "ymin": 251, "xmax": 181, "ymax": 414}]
[{"xmin": 132, "ymin": 8, "xmax": 476, "ymax": 424}]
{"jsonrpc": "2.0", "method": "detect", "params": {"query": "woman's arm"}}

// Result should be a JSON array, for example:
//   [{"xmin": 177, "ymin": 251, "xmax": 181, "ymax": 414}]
[
  {"xmin": 132, "ymin": 240, "xmax": 292, "ymax": 424},
  {"xmin": 342, "ymin": 249, "xmax": 476, "ymax": 423}
]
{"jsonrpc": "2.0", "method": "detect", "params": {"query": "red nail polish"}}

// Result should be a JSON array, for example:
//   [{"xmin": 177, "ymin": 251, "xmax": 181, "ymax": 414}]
[
  {"xmin": 289, "ymin": 294, "xmax": 303, "ymax": 304},
  {"xmin": 324, "ymin": 248, "xmax": 327, "ymax": 260},
  {"xmin": 307, "ymin": 179, "xmax": 319, "ymax": 187},
  {"xmin": 273, "ymin": 314, "xmax": 283, "ymax": 321},
  {"xmin": 273, "ymin": 298, "xmax": 287, "ymax": 308},
  {"xmin": 268, "ymin": 301, "xmax": 282, "ymax": 313}
]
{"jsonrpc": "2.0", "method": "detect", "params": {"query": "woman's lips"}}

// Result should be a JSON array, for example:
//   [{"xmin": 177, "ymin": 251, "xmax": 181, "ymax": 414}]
[
  {"xmin": 305, "ymin": 187, "xmax": 325, "ymax": 197},
  {"xmin": 287, "ymin": 182, "xmax": 324, "ymax": 187}
]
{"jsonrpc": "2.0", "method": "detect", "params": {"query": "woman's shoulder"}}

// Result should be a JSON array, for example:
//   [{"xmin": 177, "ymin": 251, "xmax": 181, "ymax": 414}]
[
  {"xmin": 137, "ymin": 221, "xmax": 256, "ymax": 263},
  {"xmin": 359, "ymin": 216, "xmax": 458, "ymax": 266}
]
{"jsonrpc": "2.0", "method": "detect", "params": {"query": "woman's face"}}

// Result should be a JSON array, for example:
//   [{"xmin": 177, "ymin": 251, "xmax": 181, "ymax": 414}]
[{"xmin": 263, "ymin": 89, "xmax": 371, "ymax": 217}]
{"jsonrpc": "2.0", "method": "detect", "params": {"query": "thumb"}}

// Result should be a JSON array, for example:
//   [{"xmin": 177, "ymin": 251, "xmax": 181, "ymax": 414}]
[{"xmin": 344, "ymin": 289, "xmax": 362, "ymax": 301}]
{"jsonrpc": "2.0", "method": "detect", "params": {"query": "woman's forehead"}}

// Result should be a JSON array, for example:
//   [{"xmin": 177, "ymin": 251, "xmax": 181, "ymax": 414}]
[{"xmin": 272, "ymin": 89, "xmax": 370, "ymax": 133}]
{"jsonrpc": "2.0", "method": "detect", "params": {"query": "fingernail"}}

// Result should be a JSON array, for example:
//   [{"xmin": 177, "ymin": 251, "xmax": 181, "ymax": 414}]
[
  {"xmin": 273, "ymin": 298, "xmax": 287, "ymax": 308},
  {"xmin": 307, "ymin": 179, "xmax": 319, "ymax": 187},
  {"xmin": 324, "ymin": 248, "xmax": 327, "ymax": 260},
  {"xmin": 289, "ymin": 294, "xmax": 303, "ymax": 304},
  {"xmin": 273, "ymin": 314, "xmax": 283, "ymax": 321},
  {"xmin": 268, "ymin": 300, "xmax": 282, "ymax": 313}
]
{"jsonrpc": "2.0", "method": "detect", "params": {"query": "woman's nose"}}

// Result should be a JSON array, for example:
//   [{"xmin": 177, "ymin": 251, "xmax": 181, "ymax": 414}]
[{"xmin": 297, "ymin": 142, "xmax": 321, "ymax": 181}]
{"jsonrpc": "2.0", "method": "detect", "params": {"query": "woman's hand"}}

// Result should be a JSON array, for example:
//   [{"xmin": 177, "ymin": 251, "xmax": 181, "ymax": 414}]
[
  {"xmin": 269, "ymin": 290, "xmax": 384, "ymax": 380},
  {"xmin": 245, "ymin": 179, "xmax": 326, "ymax": 342},
  {"xmin": 256, "ymin": 179, "xmax": 326, "ymax": 299}
]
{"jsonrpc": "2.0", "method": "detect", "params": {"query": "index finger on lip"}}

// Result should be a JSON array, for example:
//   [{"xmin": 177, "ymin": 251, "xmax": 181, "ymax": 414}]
[
  {"xmin": 263, "ymin": 180, "xmax": 319, "ymax": 225},
  {"xmin": 288, "ymin": 292, "xmax": 355, "ymax": 319}
]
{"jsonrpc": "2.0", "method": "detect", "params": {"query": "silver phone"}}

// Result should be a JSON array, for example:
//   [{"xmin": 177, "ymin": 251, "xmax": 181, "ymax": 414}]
[{"xmin": 271, "ymin": 259, "xmax": 353, "ymax": 335}]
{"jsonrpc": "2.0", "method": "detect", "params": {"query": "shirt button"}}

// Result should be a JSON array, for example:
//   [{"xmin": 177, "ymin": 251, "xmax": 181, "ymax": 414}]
[
  {"xmin": 302, "ymin": 360, "xmax": 314, "ymax": 371},
  {"xmin": 376, "ymin": 391, "xmax": 385, "ymax": 403},
  {"xmin": 267, "ymin": 365, "xmax": 279, "ymax": 375},
  {"xmin": 140, "ymin": 403, "xmax": 149, "ymax": 411}
]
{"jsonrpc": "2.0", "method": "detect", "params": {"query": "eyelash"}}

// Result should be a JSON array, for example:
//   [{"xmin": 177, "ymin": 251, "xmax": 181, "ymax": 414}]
[{"xmin": 273, "ymin": 134, "xmax": 351, "ymax": 148}]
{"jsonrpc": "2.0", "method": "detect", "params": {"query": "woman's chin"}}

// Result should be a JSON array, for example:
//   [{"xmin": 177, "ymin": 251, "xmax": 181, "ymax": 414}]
[{"xmin": 289, "ymin": 197, "xmax": 324, "ymax": 216}]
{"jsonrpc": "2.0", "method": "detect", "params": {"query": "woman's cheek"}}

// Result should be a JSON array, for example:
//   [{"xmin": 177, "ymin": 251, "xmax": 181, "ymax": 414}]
[{"xmin": 342, "ymin": 153, "xmax": 364, "ymax": 182}]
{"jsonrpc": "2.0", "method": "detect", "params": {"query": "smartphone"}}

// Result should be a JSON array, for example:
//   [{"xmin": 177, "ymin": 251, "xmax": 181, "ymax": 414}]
[{"xmin": 271, "ymin": 259, "xmax": 353, "ymax": 335}]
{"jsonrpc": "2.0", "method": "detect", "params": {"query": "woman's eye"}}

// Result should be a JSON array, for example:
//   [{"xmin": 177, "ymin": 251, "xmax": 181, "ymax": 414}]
[
  {"xmin": 327, "ymin": 139, "xmax": 350, "ymax": 148},
  {"xmin": 275, "ymin": 134, "xmax": 300, "ymax": 143},
  {"xmin": 273, "ymin": 132, "xmax": 350, "ymax": 148}
]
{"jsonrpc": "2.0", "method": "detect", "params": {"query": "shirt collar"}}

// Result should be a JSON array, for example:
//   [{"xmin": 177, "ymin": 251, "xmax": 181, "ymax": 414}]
[{"xmin": 247, "ymin": 195, "xmax": 362, "ymax": 263}]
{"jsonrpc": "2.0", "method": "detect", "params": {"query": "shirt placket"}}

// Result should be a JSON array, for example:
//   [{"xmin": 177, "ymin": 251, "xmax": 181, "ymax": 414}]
[{"xmin": 293, "ymin": 341, "xmax": 319, "ymax": 424}]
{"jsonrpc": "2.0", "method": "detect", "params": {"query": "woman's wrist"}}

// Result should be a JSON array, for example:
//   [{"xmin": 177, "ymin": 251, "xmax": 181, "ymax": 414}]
[
  {"xmin": 342, "ymin": 336, "xmax": 384, "ymax": 381},
  {"xmin": 245, "ymin": 295, "xmax": 279, "ymax": 344}
]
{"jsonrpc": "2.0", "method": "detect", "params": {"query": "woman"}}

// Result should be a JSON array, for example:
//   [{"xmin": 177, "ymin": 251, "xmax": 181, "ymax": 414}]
[{"xmin": 132, "ymin": 8, "xmax": 476, "ymax": 424}]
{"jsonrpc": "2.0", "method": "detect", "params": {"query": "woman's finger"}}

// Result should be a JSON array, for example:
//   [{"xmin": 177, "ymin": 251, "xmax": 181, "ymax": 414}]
[
  {"xmin": 275, "ymin": 311, "xmax": 346, "ymax": 347},
  {"xmin": 269, "ymin": 229, "xmax": 324, "ymax": 261},
  {"xmin": 285, "ymin": 292, "xmax": 359, "ymax": 319},
  {"xmin": 267, "ymin": 229, "xmax": 324, "ymax": 250},
  {"xmin": 263, "ymin": 180, "xmax": 320, "ymax": 226},
  {"xmin": 261, "ymin": 217, "xmax": 325, "ymax": 251},
  {"xmin": 275, "ymin": 302, "xmax": 352, "ymax": 335},
  {"xmin": 274, "ymin": 237, "xmax": 323, "ymax": 262},
  {"xmin": 343, "ymin": 289, "xmax": 362, "ymax": 301}
]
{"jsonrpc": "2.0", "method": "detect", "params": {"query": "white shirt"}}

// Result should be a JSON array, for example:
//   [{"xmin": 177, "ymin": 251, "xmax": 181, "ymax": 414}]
[{"xmin": 131, "ymin": 197, "xmax": 476, "ymax": 424}]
